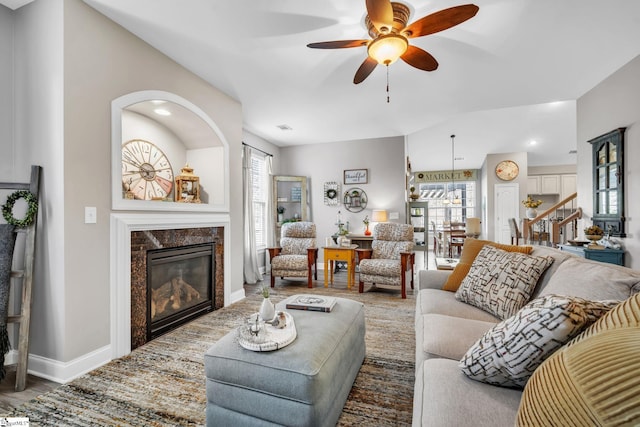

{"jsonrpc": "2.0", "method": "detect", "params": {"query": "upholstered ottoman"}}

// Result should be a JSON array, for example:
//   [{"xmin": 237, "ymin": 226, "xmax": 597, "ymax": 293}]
[{"xmin": 204, "ymin": 295, "xmax": 366, "ymax": 427}]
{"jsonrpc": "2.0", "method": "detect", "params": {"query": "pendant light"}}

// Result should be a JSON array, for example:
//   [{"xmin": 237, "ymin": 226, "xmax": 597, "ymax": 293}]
[{"xmin": 451, "ymin": 134, "xmax": 461, "ymax": 205}]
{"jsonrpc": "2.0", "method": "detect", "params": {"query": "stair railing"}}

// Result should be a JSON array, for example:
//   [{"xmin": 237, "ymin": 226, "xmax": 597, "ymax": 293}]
[{"xmin": 522, "ymin": 192, "xmax": 581, "ymax": 247}]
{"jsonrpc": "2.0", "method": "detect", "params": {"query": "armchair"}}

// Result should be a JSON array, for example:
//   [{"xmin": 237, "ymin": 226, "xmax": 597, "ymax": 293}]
[
  {"xmin": 356, "ymin": 223, "xmax": 415, "ymax": 299},
  {"xmin": 268, "ymin": 222, "xmax": 318, "ymax": 288}
]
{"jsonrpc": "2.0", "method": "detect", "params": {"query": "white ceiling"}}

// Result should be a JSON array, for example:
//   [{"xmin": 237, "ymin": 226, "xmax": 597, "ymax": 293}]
[
  {"xmin": 0, "ymin": 0, "xmax": 32, "ymax": 10},
  {"xmin": 9, "ymin": 1, "xmax": 640, "ymax": 170}
]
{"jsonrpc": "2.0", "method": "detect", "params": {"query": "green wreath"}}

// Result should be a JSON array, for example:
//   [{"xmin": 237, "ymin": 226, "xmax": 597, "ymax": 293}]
[{"xmin": 2, "ymin": 190, "xmax": 38, "ymax": 228}]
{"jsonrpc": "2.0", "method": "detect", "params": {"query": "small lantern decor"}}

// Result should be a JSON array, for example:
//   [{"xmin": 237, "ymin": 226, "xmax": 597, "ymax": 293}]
[{"xmin": 175, "ymin": 164, "xmax": 201, "ymax": 203}]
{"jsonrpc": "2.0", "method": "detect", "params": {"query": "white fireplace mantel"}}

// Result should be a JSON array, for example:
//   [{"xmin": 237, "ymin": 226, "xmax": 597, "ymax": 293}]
[{"xmin": 110, "ymin": 212, "xmax": 230, "ymax": 359}]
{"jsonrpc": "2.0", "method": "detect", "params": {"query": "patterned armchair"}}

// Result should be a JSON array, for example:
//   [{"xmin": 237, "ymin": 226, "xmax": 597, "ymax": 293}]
[
  {"xmin": 356, "ymin": 223, "xmax": 415, "ymax": 299},
  {"xmin": 267, "ymin": 222, "xmax": 318, "ymax": 288}
]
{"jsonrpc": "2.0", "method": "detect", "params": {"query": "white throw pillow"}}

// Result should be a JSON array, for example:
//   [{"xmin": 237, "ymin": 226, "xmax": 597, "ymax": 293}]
[
  {"xmin": 455, "ymin": 245, "xmax": 554, "ymax": 319},
  {"xmin": 459, "ymin": 294, "xmax": 618, "ymax": 388}
]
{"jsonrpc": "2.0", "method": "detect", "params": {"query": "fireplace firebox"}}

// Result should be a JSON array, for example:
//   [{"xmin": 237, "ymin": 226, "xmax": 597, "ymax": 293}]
[{"xmin": 146, "ymin": 243, "xmax": 215, "ymax": 340}]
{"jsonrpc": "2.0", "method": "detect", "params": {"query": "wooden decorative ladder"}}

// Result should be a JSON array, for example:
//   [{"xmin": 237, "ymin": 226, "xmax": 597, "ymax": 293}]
[{"xmin": 1, "ymin": 165, "xmax": 41, "ymax": 391}]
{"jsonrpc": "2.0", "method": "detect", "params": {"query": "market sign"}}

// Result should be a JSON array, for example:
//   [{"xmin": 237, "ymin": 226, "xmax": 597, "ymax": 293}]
[{"xmin": 414, "ymin": 169, "xmax": 478, "ymax": 183}]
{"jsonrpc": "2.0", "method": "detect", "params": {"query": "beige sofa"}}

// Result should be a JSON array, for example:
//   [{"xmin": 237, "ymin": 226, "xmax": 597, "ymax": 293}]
[{"xmin": 413, "ymin": 245, "xmax": 640, "ymax": 426}]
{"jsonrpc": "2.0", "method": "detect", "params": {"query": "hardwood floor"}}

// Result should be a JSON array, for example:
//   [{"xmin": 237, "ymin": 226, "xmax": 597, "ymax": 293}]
[
  {"xmin": 0, "ymin": 249, "xmax": 437, "ymax": 412},
  {"xmin": 0, "ymin": 365, "xmax": 60, "ymax": 412}
]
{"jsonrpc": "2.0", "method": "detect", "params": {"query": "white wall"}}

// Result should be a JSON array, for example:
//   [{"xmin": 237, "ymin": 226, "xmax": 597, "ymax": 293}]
[
  {"xmin": 577, "ymin": 54, "xmax": 640, "ymax": 268},
  {"xmin": 481, "ymin": 152, "xmax": 529, "ymax": 241},
  {"xmin": 13, "ymin": 0, "xmax": 66, "ymax": 363},
  {"xmin": 60, "ymin": 0, "xmax": 242, "ymax": 364},
  {"xmin": 4, "ymin": 0, "xmax": 243, "ymax": 374},
  {"xmin": 277, "ymin": 136, "xmax": 406, "ymax": 263},
  {"xmin": 0, "ymin": 6, "xmax": 13, "ymax": 175}
]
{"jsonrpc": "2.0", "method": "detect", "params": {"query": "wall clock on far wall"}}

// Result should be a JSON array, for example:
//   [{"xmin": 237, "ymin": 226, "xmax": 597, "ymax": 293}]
[
  {"xmin": 495, "ymin": 160, "xmax": 519, "ymax": 181},
  {"xmin": 121, "ymin": 139, "xmax": 174, "ymax": 200}
]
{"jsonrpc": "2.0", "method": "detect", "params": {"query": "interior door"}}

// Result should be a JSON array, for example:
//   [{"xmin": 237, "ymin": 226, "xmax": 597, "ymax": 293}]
[{"xmin": 494, "ymin": 183, "xmax": 519, "ymax": 244}]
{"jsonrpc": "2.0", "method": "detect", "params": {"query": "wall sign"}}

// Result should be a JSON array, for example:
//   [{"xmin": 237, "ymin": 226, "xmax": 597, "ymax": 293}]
[{"xmin": 344, "ymin": 169, "xmax": 368, "ymax": 185}]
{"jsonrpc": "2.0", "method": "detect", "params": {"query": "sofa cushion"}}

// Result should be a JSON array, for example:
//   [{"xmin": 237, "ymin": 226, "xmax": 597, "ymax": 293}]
[
  {"xmin": 419, "ymin": 314, "xmax": 496, "ymax": 360},
  {"xmin": 455, "ymin": 245, "xmax": 554, "ymax": 319},
  {"xmin": 528, "ymin": 246, "xmax": 574, "ymax": 297},
  {"xmin": 442, "ymin": 239, "xmax": 533, "ymax": 292},
  {"xmin": 537, "ymin": 256, "xmax": 640, "ymax": 301},
  {"xmin": 413, "ymin": 359, "xmax": 522, "ymax": 427},
  {"xmin": 459, "ymin": 294, "xmax": 618, "ymax": 388},
  {"xmin": 516, "ymin": 293, "xmax": 640, "ymax": 427},
  {"xmin": 416, "ymin": 289, "xmax": 501, "ymax": 323}
]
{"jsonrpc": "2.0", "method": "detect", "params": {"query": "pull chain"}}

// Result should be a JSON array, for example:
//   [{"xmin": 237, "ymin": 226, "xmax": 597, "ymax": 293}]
[{"xmin": 386, "ymin": 64, "xmax": 390, "ymax": 103}]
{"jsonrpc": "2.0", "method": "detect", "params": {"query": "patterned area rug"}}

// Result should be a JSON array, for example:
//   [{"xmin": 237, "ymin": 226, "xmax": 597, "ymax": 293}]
[{"xmin": 5, "ymin": 280, "xmax": 416, "ymax": 426}]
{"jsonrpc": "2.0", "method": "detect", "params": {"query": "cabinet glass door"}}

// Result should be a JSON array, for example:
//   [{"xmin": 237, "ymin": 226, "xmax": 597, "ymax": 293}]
[{"xmin": 589, "ymin": 128, "xmax": 625, "ymax": 237}]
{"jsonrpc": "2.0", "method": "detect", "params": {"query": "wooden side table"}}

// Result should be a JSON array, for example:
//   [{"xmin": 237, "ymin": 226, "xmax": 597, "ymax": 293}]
[{"xmin": 324, "ymin": 245, "xmax": 358, "ymax": 289}]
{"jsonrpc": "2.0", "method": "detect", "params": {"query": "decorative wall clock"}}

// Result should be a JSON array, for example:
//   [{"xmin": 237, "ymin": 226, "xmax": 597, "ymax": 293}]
[
  {"xmin": 495, "ymin": 160, "xmax": 519, "ymax": 181},
  {"xmin": 121, "ymin": 139, "xmax": 174, "ymax": 200}
]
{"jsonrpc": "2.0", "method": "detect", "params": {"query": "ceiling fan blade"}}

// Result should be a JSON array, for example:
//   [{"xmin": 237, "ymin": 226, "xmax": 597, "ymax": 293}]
[
  {"xmin": 307, "ymin": 40, "xmax": 369, "ymax": 49},
  {"xmin": 401, "ymin": 45, "xmax": 439, "ymax": 71},
  {"xmin": 404, "ymin": 4, "xmax": 479, "ymax": 38},
  {"xmin": 366, "ymin": 0, "xmax": 394, "ymax": 32},
  {"xmin": 353, "ymin": 57, "xmax": 378, "ymax": 84}
]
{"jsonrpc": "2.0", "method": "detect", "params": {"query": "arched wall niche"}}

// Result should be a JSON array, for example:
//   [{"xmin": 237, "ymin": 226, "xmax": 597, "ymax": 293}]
[{"xmin": 111, "ymin": 90, "xmax": 230, "ymax": 212}]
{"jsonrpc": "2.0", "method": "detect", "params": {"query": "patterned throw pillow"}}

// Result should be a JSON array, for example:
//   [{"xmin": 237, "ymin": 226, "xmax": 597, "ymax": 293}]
[
  {"xmin": 455, "ymin": 245, "xmax": 554, "ymax": 319},
  {"xmin": 459, "ymin": 295, "xmax": 618, "ymax": 388},
  {"xmin": 442, "ymin": 239, "xmax": 533, "ymax": 292},
  {"xmin": 517, "ymin": 293, "xmax": 639, "ymax": 426}
]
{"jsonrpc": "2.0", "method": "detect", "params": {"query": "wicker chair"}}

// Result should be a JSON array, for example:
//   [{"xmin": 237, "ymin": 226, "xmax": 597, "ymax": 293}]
[
  {"xmin": 268, "ymin": 222, "xmax": 318, "ymax": 288},
  {"xmin": 356, "ymin": 223, "xmax": 415, "ymax": 299}
]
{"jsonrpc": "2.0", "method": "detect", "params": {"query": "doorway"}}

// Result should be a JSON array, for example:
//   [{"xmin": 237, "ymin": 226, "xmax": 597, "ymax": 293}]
[{"xmin": 494, "ymin": 183, "xmax": 519, "ymax": 244}]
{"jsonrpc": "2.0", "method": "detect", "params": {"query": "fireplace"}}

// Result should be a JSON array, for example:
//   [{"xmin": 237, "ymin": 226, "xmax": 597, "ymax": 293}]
[
  {"xmin": 147, "ymin": 243, "xmax": 215, "ymax": 340},
  {"xmin": 130, "ymin": 226, "xmax": 224, "ymax": 350}
]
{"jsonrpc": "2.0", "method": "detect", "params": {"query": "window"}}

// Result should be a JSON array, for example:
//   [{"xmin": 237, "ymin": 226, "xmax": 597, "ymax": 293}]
[
  {"xmin": 416, "ymin": 181, "xmax": 476, "ymax": 229},
  {"xmin": 250, "ymin": 152, "xmax": 269, "ymax": 248},
  {"xmin": 415, "ymin": 179, "xmax": 476, "ymax": 250}
]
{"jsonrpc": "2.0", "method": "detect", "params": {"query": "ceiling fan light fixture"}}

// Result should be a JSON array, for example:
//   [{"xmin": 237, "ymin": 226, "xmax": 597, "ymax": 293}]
[{"xmin": 367, "ymin": 34, "xmax": 408, "ymax": 65}]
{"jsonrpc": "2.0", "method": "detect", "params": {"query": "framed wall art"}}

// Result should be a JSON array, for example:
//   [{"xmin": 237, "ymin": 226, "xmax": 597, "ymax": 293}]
[
  {"xmin": 344, "ymin": 169, "xmax": 368, "ymax": 185},
  {"xmin": 323, "ymin": 182, "xmax": 340, "ymax": 206}
]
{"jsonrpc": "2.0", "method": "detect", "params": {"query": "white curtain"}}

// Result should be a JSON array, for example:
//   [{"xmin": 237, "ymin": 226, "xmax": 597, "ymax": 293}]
[{"xmin": 242, "ymin": 146, "xmax": 263, "ymax": 284}]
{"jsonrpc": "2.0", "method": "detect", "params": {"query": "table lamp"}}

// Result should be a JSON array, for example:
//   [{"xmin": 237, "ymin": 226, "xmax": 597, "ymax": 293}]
[
  {"xmin": 371, "ymin": 210, "xmax": 388, "ymax": 223},
  {"xmin": 466, "ymin": 217, "xmax": 481, "ymax": 238}
]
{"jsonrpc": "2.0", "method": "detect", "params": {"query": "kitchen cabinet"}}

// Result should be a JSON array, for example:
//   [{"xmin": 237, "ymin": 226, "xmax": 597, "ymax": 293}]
[
  {"xmin": 560, "ymin": 174, "xmax": 577, "ymax": 200},
  {"xmin": 528, "ymin": 174, "xmax": 575, "ymax": 196}
]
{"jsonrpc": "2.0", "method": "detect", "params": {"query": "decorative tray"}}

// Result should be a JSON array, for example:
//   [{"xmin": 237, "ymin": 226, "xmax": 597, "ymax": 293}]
[{"xmin": 238, "ymin": 311, "xmax": 296, "ymax": 352}]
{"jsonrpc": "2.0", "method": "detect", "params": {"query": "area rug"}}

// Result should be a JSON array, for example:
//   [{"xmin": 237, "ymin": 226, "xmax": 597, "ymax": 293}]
[{"xmin": 4, "ymin": 280, "xmax": 416, "ymax": 426}]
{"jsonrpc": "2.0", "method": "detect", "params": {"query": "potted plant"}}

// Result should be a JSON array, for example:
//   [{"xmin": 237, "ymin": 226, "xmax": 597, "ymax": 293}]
[
  {"xmin": 363, "ymin": 215, "xmax": 371, "ymax": 236},
  {"xmin": 522, "ymin": 196, "xmax": 543, "ymax": 219},
  {"xmin": 409, "ymin": 186, "xmax": 419, "ymax": 200},
  {"xmin": 259, "ymin": 286, "xmax": 275, "ymax": 321},
  {"xmin": 277, "ymin": 206, "xmax": 285, "ymax": 223}
]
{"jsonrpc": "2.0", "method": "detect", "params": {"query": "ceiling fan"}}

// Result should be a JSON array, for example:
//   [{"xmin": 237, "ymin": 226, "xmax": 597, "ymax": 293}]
[{"xmin": 307, "ymin": 0, "xmax": 479, "ymax": 84}]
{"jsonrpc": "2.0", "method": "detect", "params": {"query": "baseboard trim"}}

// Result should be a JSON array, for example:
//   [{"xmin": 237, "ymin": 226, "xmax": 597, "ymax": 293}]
[
  {"xmin": 229, "ymin": 288, "xmax": 246, "ymax": 304},
  {"xmin": 26, "ymin": 345, "xmax": 112, "ymax": 384}
]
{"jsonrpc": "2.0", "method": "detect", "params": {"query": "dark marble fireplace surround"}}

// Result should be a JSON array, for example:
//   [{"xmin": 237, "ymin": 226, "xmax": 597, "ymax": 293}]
[{"xmin": 130, "ymin": 227, "xmax": 224, "ymax": 349}]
